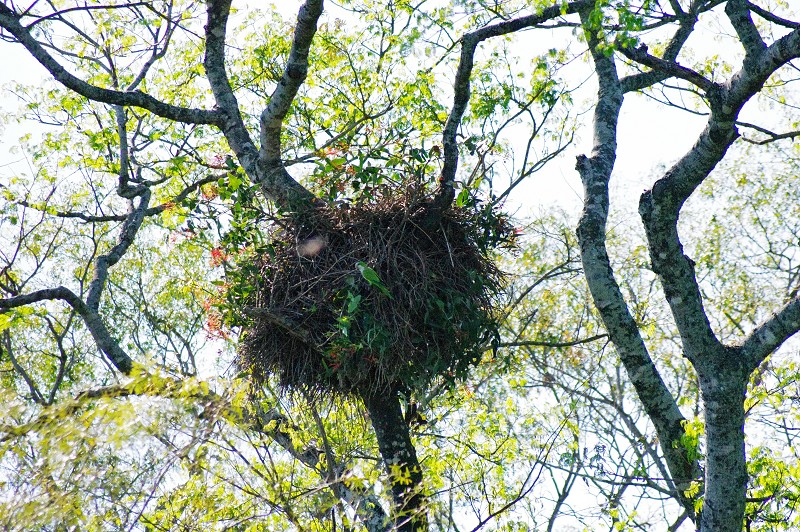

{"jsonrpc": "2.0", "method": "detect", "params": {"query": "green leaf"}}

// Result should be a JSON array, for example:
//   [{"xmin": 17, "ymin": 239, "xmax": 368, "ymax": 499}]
[{"xmin": 0, "ymin": 312, "xmax": 13, "ymax": 332}]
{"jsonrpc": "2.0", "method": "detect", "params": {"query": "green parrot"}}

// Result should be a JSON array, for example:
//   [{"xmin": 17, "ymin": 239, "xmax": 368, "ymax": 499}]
[{"xmin": 355, "ymin": 261, "xmax": 393, "ymax": 298}]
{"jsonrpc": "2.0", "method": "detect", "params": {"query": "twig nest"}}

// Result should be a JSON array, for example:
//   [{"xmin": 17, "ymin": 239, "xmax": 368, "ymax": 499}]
[{"xmin": 234, "ymin": 191, "xmax": 513, "ymax": 397}]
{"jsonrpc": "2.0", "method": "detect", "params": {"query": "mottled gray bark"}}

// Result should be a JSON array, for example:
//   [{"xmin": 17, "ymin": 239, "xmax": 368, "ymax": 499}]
[
  {"xmin": 697, "ymin": 358, "xmax": 748, "ymax": 531},
  {"xmin": 575, "ymin": 7, "xmax": 701, "ymax": 519},
  {"xmin": 363, "ymin": 391, "xmax": 427, "ymax": 532},
  {"xmin": 578, "ymin": 2, "xmax": 800, "ymax": 530},
  {"xmin": 204, "ymin": 0, "xmax": 320, "ymax": 212}
]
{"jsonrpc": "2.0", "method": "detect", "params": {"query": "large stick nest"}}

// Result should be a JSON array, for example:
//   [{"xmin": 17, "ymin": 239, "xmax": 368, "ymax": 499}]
[{"xmin": 235, "ymin": 190, "xmax": 513, "ymax": 397}]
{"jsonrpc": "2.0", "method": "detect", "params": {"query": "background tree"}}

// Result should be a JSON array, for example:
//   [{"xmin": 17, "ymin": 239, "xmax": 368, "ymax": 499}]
[{"xmin": 1, "ymin": 1, "xmax": 800, "ymax": 531}]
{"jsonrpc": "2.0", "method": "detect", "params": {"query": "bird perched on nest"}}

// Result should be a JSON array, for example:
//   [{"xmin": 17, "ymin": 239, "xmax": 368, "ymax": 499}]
[{"xmin": 355, "ymin": 261, "xmax": 393, "ymax": 298}]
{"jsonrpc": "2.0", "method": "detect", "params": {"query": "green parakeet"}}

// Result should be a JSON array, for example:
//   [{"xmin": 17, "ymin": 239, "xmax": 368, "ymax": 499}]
[{"xmin": 355, "ymin": 261, "xmax": 393, "ymax": 298}]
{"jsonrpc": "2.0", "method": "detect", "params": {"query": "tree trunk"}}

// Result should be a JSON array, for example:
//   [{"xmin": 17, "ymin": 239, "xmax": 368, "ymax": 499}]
[
  {"xmin": 363, "ymin": 390, "xmax": 427, "ymax": 532},
  {"xmin": 697, "ymin": 359, "xmax": 748, "ymax": 532}
]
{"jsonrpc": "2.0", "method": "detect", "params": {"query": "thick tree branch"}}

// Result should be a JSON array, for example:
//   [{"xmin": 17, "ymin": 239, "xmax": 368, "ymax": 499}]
[
  {"xmin": 632, "ymin": 19, "xmax": 800, "ymax": 532},
  {"xmin": 638, "ymin": 25, "xmax": 800, "ymax": 363},
  {"xmin": 259, "ymin": 0, "xmax": 322, "ymax": 162},
  {"xmin": 0, "ymin": 4, "xmax": 220, "ymax": 126},
  {"xmin": 620, "ymin": 10, "xmax": 697, "ymax": 93},
  {"xmin": 575, "ymin": 9, "xmax": 699, "ymax": 519},
  {"xmin": 725, "ymin": 0, "xmax": 766, "ymax": 58},
  {"xmin": 726, "ymin": 27, "xmax": 800, "ymax": 107},
  {"xmin": 203, "ymin": 0, "xmax": 264, "ymax": 195},
  {"xmin": 86, "ymin": 189, "xmax": 150, "ymax": 312},
  {"xmin": 618, "ymin": 43, "xmax": 714, "ymax": 92},
  {"xmin": 619, "ymin": 1, "xmax": 741, "ymax": 93},
  {"xmin": 746, "ymin": 1, "xmax": 799, "ymax": 28},
  {"xmin": 738, "ymin": 295, "xmax": 800, "ymax": 372},
  {"xmin": 257, "ymin": 0, "xmax": 323, "ymax": 210}
]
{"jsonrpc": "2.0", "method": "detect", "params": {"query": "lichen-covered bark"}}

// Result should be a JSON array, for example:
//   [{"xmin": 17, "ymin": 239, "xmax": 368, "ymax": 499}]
[
  {"xmin": 575, "ymin": 8, "xmax": 701, "ymax": 518},
  {"xmin": 363, "ymin": 391, "xmax": 426, "ymax": 532},
  {"xmin": 697, "ymin": 357, "xmax": 748, "ymax": 532},
  {"xmin": 576, "ymin": 3, "xmax": 800, "ymax": 529},
  {"xmin": 204, "ymin": 0, "xmax": 319, "ymax": 212},
  {"xmin": 633, "ymin": 7, "xmax": 800, "ymax": 529}
]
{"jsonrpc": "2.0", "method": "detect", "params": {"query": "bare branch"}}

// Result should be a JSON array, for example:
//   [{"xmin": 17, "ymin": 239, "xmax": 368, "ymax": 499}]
[
  {"xmin": 737, "ymin": 121, "xmax": 800, "ymax": 144},
  {"xmin": 86, "ymin": 189, "xmax": 150, "ymax": 312},
  {"xmin": 725, "ymin": 0, "xmax": 766, "ymax": 58},
  {"xmin": 26, "ymin": 2, "xmax": 151, "ymax": 28},
  {"xmin": 500, "ymin": 333, "xmax": 608, "ymax": 349},
  {"xmin": 746, "ymin": 1, "xmax": 800, "ymax": 29},
  {"xmin": 618, "ymin": 42, "xmax": 714, "ymax": 92},
  {"xmin": 739, "ymin": 295, "xmax": 800, "ymax": 372},
  {"xmin": 14, "ymin": 174, "xmax": 220, "ymax": 223}
]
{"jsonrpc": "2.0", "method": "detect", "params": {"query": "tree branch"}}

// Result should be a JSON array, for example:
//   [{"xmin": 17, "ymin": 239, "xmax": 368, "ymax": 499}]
[
  {"xmin": 574, "ymin": 8, "xmax": 699, "ymax": 518},
  {"xmin": 15, "ymin": 174, "xmax": 221, "ymax": 223},
  {"xmin": 86, "ymin": 189, "xmax": 151, "ymax": 312},
  {"xmin": 0, "ymin": 287, "xmax": 133, "ymax": 374},
  {"xmin": 637, "ymin": 25, "xmax": 800, "ymax": 363},
  {"xmin": 739, "ymin": 295, "xmax": 800, "ymax": 372},
  {"xmin": 725, "ymin": 0, "xmax": 766, "ymax": 58},
  {"xmin": 619, "ymin": 4, "xmax": 700, "ymax": 94},
  {"xmin": 617, "ymin": 42, "xmax": 714, "ymax": 92},
  {"xmin": 746, "ymin": 1, "xmax": 800, "ymax": 28},
  {"xmin": 436, "ymin": 0, "xmax": 590, "ymax": 207},
  {"xmin": 256, "ymin": 0, "xmax": 323, "ymax": 210},
  {"xmin": 27, "ymin": 2, "xmax": 151, "ymax": 28},
  {"xmin": 500, "ymin": 333, "xmax": 608, "ymax": 348},
  {"xmin": 737, "ymin": 121, "xmax": 800, "ymax": 144},
  {"xmin": 203, "ymin": 0, "xmax": 266, "ymax": 199},
  {"xmin": 0, "ymin": 4, "xmax": 220, "ymax": 126},
  {"xmin": 1, "ymin": 330, "xmax": 44, "ymax": 404}
]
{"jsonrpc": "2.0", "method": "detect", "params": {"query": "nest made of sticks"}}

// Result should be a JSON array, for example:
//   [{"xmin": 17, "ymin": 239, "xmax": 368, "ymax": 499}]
[{"xmin": 235, "ymin": 189, "xmax": 513, "ymax": 398}]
